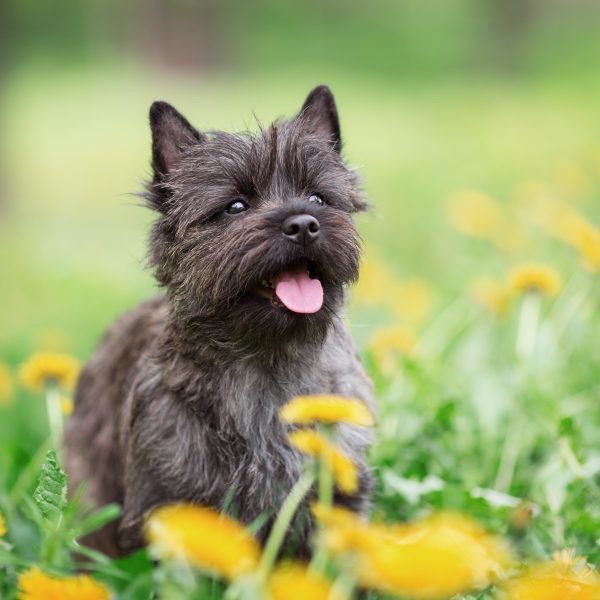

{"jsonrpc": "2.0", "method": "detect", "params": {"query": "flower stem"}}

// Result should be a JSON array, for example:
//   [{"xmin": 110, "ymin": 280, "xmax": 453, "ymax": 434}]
[
  {"xmin": 308, "ymin": 454, "xmax": 335, "ymax": 575},
  {"xmin": 257, "ymin": 470, "xmax": 315, "ymax": 580},
  {"xmin": 516, "ymin": 292, "xmax": 541, "ymax": 362},
  {"xmin": 494, "ymin": 425, "xmax": 520, "ymax": 494},
  {"xmin": 318, "ymin": 453, "xmax": 333, "ymax": 508},
  {"xmin": 45, "ymin": 382, "xmax": 63, "ymax": 458},
  {"xmin": 330, "ymin": 570, "xmax": 355, "ymax": 600}
]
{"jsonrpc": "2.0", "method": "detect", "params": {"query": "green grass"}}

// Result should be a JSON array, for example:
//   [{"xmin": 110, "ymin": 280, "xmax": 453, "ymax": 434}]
[{"xmin": 2, "ymin": 64, "xmax": 600, "ymax": 598}]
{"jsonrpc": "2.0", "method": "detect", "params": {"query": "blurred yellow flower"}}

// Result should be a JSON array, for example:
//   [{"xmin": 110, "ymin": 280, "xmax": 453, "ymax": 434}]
[
  {"xmin": 525, "ymin": 193, "xmax": 569, "ymax": 236},
  {"xmin": 280, "ymin": 395, "xmax": 373, "ymax": 427},
  {"xmin": 508, "ymin": 263, "xmax": 562, "ymax": 297},
  {"xmin": 60, "ymin": 396, "xmax": 74, "ymax": 416},
  {"xmin": 35, "ymin": 329, "xmax": 71, "ymax": 352},
  {"xmin": 0, "ymin": 513, "xmax": 6, "ymax": 537},
  {"xmin": 558, "ymin": 217, "xmax": 600, "ymax": 272},
  {"xmin": 571, "ymin": 223, "xmax": 600, "ymax": 273},
  {"xmin": 17, "ymin": 567, "xmax": 111, "ymax": 600},
  {"xmin": 554, "ymin": 160, "xmax": 592, "ymax": 199},
  {"xmin": 267, "ymin": 562, "xmax": 336, "ymax": 600},
  {"xmin": 369, "ymin": 326, "xmax": 417, "ymax": 375},
  {"xmin": 312, "ymin": 503, "xmax": 369, "ymax": 553},
  {"xmin": 288, "ymin": 430, "xmax": 358, "ymax": 494},
  {"xmin": 514, "ymin": 179, "xmax": 554, "ymax": 207},
  {"xmin": 354, "ymin": 254, "xmax": 433, "ymax": 323},
  {"xmin": 19, "ymin": 352, "xmax": 81, "ymax": 392},
  {"xmin": 502, "ymin": 552, "xmax": 600, "ymax": 600},
  {"xmin": 494, "ymin": 219, "xmax": 530, "ymax": 255},
  {"xmin": 354, "ymin": 256, "xmax": 397, "ymax": 306},
  {"xmin": 145, "ymin": 503, "xmax": 260, "ymax": 579},
  {"xmin": 312, "ymin": 503, "xmax": 361, "ymax": 528},
  {"xmin": 447, "ymin": 189, "xmax": 503, "ymax": 238},
  {"xmin": 391, "ymin": 279, "xmax": 433, "ymax": 324},
  {"xmin": 317, "ymin": 510, "xmax": 512, "ymax": 599},
  {"xmin": 470, "ymin": 277, "xmax": 512, "ymax": 315},
  {"xmin": 526, "ymin": 195, "xmax": 600, "ymax": 273},
  {"xmin": 0, "ymin": 362, "xmax": 14, "ymax": 406}
]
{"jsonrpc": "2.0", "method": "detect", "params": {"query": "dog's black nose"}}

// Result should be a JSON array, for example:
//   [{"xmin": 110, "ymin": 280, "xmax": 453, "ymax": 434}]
[{"xmin": 282, "ymin": 214, "xmax": 320, "ymax": 244}]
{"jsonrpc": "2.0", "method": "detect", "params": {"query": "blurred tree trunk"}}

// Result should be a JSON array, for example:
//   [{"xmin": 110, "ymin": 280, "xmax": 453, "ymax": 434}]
[
  {"xmin": 0, "ymin": 0, "xmax": 8, "ymax": 210},
  {"xmin": 127, "ymin": 0, "xmax": 229, "ymax": 72},
  {"xmin": 485, "ymin": 0, "xmax": 539, "ymax": 72}
]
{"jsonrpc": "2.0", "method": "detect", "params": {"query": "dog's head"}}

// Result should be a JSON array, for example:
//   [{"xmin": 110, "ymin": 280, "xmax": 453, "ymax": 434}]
[{"xmin": 147, "ymin": 86, "xmax": 367, "ymax": 353}]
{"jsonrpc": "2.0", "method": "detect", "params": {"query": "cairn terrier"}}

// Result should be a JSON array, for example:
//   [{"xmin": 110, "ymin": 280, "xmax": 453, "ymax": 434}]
[{"xmin": 66, "ymin": 85, "xmax": 375, "ymax": 557}]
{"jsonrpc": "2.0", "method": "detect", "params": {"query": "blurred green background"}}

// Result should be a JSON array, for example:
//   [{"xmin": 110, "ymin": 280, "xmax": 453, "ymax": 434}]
[
  {"xmin": 4, "ymin": 2, "xmax": 600, "ymax": 592},
  {"xmin": 1, "ymin": 0, "xmax": 600, "ymax": 356}
]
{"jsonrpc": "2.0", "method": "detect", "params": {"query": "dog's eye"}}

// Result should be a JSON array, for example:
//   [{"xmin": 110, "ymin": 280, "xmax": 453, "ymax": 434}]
[
  {"xmin": 226, "ymin": 199, "xmax": 248, "ymax": 215},
  {"xmin": 308, "ymin": 194, "xmax": 324, "ymax": 206}
]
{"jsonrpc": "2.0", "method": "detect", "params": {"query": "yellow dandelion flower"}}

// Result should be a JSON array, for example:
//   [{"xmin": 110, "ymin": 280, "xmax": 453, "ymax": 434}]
[
  {"xmin": 561, "ymin": 212, "xmax": 597, "ymax": 247},
  {"xmin": 288, "ymin": 430, "xmax": 358, "ymax": 494},
  {"xmin": 525, "ymin": 195, "xmax": 600, "ymax": 272},
  {"xmin": 312, "ymin": 503, "xmax": 363, "ymax": 528},
  {"xmin": 19, "ymin": 352, "xmax": 81, "ymax": 392},
  {"xmin": 354, "ymin": 256, "xmax": 397, "ymax": 306},
  {"xmin": 267, "ymin": 562, "xmax": 337, "ymax": 600},
  {"xmin": 353, "ymin": 253, "xmax": 433, "ymax": 321},
  {"xmin": 492, "ymin": 218, "xmax": 530, "ymax": 255},
  {"xmin": 514, "ymin": 179, "xmax": 553, "ymax": 206},
  {"xmin": 17, "ymin": 567, "xmax": 111, "ymax": 600},
  {"xmin": 35, "ymin": 330, "xmax": 71, "ymax": 352},
  {"xmin": 370, "ymin": 326, "xmax": 417, "ymax": 358},
  {"xmin": 502, "ymin": 556, "xmax": 600, "ymax": 600},
  {"xmin": 146, "ymin": 503, "xmax": 260, "ymax": 579},
  {"xmin": 470, "ymin": 277, "xmax": 513, "ymax": 315},
  {"xmin": 447, "ymin": 189, "xmax": 503, "ymax": 239},
  {"xmin": 318, "ymin": 511, "xmax": 512, "ymax": 599},
  {"xmin": 369, "ymin": 326, "xmax": 417, "ymax": 375},
  {"xmin": 508, "ymin": 263, "xmax": 562, "ymax": 297},
  {"xmin": 0, "ymin": 362, "xmax": 14, "ymax": 406},
  {"xmin": 525, "ymin": 194, "xmax": 571, "ymax": 237},
  {"xmin": 60, "ymin": 396, "xmax": 74, "ymax": 416},
  {"xmin": 554, "ymin": 160, "xmax": 592, "ymax": 198},
  {"xmin": 572, "ymin": 224, "xmax": 600, "ymax": 273},
  {"xmin": 280, "ymin": 395, "xmax": 373, "ymax": 427},
  {"xmin": 545, "ymin": 204, "xmax": 600, "ymax": 254},
  {"xmin": 312, "ymin": 503, "xmax": 370, "ymax": 554},
  {"xmin": 0, "ymin": 513, "xmax": 6, "ymax": 537},
  {"xmin": 390, "ymin": 279, "xmax": 433, "ymax": 324}
]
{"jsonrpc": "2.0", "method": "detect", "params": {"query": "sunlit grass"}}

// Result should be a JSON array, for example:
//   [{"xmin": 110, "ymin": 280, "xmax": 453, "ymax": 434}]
[{"xmin": 2, "ymin": 64, "xmax": 600, "ymax": 598}]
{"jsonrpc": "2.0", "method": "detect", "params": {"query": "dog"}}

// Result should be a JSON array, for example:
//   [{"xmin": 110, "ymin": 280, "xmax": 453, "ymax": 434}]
[{"xmin": 65, "ymin": 85, "xmax": 375, "ymax": 557}]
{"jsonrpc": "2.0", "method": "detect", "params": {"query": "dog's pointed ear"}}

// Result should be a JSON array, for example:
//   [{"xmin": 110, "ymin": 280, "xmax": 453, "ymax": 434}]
[
  {"xmin": 150, "ymin": 101, "xmax": 204, "ymax": 180},
  {"xmin": 298, "ymin": 85, "xmax": 341, "ymax": 153}
]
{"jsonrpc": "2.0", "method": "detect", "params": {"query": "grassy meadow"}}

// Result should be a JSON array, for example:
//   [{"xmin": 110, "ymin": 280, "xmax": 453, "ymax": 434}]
[{"xmin": 2, "ymin": 63, "xmax": 600, "ymax": 598}]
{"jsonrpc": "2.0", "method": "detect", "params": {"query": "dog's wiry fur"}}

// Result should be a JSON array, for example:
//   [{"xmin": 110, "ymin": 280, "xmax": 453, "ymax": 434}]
[{"xmin": 65, "ymin": 86, "xmax": 375, "ymax": 557}]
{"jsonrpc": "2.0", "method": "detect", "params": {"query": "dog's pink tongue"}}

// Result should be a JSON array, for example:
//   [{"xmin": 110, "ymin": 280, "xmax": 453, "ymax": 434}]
[{"xmin": 274, "ymin": 270, "xmax": 323, "ymax": 314}]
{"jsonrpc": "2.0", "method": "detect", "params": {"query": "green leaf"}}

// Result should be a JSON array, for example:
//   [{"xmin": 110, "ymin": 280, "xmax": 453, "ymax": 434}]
[
  {"xmin": 119, "ymin": 573, "xmax": 154, "ymax": 600},
  {"xmin": 32, "ymin": 450, "xmax": 67, "ymax": 527},
  {"xmin": 76, "ymin": 503, "xmax": 121, "ymax": 537}
]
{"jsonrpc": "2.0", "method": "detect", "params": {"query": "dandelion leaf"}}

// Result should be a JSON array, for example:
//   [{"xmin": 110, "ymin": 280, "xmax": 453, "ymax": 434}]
[{"xmin": 33, "ymin": 450, "xmax": 67, "ymax": 525}]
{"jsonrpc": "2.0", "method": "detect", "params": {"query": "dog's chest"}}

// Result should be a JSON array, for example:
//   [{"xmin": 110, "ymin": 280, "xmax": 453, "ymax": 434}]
[{"xmin": 205, "ymin": 361, "xmax": 326, "ymax": 480}]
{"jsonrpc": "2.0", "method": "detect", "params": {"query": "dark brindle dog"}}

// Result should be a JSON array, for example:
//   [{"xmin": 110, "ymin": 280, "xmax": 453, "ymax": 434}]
[{"xmin": 65, "ymin": 85, "xmax": 375, "ymax": 557}]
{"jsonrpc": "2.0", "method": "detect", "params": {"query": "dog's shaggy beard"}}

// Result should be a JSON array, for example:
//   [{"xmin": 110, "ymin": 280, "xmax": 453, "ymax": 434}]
[{"xmin": 150, "ymin": 199, "xmax": 361, "ymax": 357}]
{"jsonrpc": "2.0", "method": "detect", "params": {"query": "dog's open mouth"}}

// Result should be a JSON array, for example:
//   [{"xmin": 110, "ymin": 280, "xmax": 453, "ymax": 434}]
[{"xmin": 255, "ymin": 261, "xmax": 323, "ymax": 314}]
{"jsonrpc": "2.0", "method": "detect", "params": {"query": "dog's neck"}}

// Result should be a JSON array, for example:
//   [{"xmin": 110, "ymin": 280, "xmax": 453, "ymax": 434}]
[
  {"xmin": 155, "ymin": 308, "xmax": 337, "ymax": 438},
  {"xmin": 158, "ymin": 302, "xmax": 333, "ymax": 375},
  {"xmin": 163, "ymin": 296, "xmax": 336, "ymax": 361}
]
